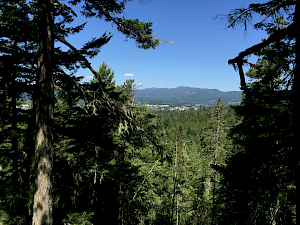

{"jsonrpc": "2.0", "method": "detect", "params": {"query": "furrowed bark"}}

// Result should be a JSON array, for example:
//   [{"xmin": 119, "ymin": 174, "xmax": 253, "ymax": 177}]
[
  {"xmin": 293, "ymin": 1, "xmax": 299, "ymax": 223},
  {"xmin": 32, "ymin": 0, "xmax": 54, "ymax": 224}
]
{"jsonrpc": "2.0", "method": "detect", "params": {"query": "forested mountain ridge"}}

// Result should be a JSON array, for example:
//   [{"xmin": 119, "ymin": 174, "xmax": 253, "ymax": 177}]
[
  {"xmin": 20, "ymin": 86, "xmax": 242, "ymax": 107},
  {"xmin": 135, "ymin": 86, "xmax": 242, "ymax": 106}
]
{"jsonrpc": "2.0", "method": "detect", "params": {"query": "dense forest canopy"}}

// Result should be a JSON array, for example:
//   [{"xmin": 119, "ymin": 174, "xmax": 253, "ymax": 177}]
[{"xmin": 0, "ymin": 0, "xmax": 298, "ymax": 224}]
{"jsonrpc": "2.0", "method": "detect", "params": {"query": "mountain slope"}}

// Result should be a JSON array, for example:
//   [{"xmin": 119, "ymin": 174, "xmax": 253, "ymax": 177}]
[{"xmin": 135, "ymin": 86, "xmax": 242, "ymax": 106}]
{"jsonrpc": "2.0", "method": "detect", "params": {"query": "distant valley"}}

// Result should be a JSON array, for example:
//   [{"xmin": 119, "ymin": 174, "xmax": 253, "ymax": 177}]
[
  {"xmin": 135, "ymin": 86, "xmax": 242, "ymax": 106},
  {"xmin": 19, "ymin": 86, "xmax": 242, "ymax": 108}
]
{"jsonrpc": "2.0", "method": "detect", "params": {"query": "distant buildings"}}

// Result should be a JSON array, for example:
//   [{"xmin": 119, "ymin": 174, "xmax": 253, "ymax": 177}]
[
  {"xmin": 144, "ymin": 104, "xmax": 201, "ymax": 111},
  {"xmin": 145, "ymin": 104, "xmax": 170, "ymax": 110},
  {"xmin": 16, "ymin": 104, "xmax": 31, "ymax": 109}
]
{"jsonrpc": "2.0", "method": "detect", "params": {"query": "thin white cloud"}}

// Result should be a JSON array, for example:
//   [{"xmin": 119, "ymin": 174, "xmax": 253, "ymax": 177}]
[
  {"xmin": 84, "ymin": 76, "xmax": 94, "ymax": 79},
  {"xmin": 124, "ymin": 73, "xmax": 134, "ymax": 77},
  {"xmin": 137, "ymin": 83, "xmax": 142, "ymax": 85},
  {"xmin": 159, "ymin": 84, "xmax": 162, "ymax": 86}
]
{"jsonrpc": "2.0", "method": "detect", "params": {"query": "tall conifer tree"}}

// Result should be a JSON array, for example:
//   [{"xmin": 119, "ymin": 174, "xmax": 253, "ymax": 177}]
[
  {"xmin": 32, "ymin": 1, "xmax": 159, "ymax": 224},
  {"xmin": 216, "ymin": 0, "xmax": 299, "ymax": 221},
  {"xmin": 215, "ymin": 16, "xmax": 296, "ymax": 225},
  {"xmin": 2, "ymin": 0, "xmax": 160, "ymax": 224}
]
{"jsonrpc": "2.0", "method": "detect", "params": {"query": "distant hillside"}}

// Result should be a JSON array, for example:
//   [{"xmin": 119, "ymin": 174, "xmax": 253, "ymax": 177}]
[
  {"xmin": 135, "ymin": 98, "xmax": 196, "ymax": 107},
  {"xmin": 19, "ymin": 86, "xmax": 242, "ymax": 107},
  {"xmin": 135, "ymin": 86, "xmax": 242, "ymax": 106}
]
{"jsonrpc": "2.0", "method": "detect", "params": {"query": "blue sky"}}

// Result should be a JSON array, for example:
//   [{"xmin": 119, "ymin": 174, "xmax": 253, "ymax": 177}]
[{"xmin": 57, "ymin": 0, "xmax": 271, "ymax": 92}]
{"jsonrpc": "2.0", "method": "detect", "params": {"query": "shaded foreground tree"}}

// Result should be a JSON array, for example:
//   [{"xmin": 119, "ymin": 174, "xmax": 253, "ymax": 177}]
[
  {"xmin": 214, "ymin": 6, "xmax": 297, "ymax": 224},
  {"xmin": 0, "ymin": 1, "xmax": 39, "ymax": 224},
  {"xmin": 0, "ymin": 0, "xmax": 161, "ymax": 224}
]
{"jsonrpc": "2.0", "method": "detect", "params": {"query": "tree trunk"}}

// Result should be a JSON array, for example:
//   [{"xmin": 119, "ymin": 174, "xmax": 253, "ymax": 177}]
[
  {"xmin": 118, "ymin": 141, "xmax": 125, "ymax": 225},
  {"xmin": 293, "ymin": 1, "xmax": 299, "ymax": 224},
  {"xmin": 11, "ymin": 41, "xmax": 30, "ymax": 225},
  {"xmin": 171, "ymin": 136, "xmax": 178, "ymax": 225},
  {"xmin": 270, "ymin": 197, "xmax": 280, "ymax": 225},
  {"xmin": 118, "ymin": 183, "xmax": 123, "ymax": 225},
  {"xmin": 22, "ymin": 89, "xmax": 36, "ymax": 223},
  {"xmin": 11, "ymin": 41, "xmax": 19, "ymax": 196},
  {"xmin": 32, "ymin": 0, "xmax": 54, "ymax": 224}
]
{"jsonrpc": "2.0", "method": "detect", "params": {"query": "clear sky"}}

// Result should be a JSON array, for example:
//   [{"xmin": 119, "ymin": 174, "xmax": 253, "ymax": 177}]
[{"xmin": 57, "ymin": 0, "xmax": 271, "ymax": 92}]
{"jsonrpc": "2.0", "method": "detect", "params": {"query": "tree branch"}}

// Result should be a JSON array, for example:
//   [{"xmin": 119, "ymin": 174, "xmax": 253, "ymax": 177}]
[
  {"xmin": 58, "ymin": 37, "xmax": 105, "ymax": 97},
  {"xmin": 54, "ymin": 70, "xmax": 90, "ymax": 113},
  {"xmin": 229, "ymin": 21, "xmax": 297, "ymax": 65},
  {"xmin": 58, "ymin": 37, "xmax": 164, "ymax": 158},
  {"xmin": 132, "ymin": 157, "xmax": 161, "ymax": 201},
  {"xmin": 54, "ymin": 1, "xmax": 77, "ymax": 17}
]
